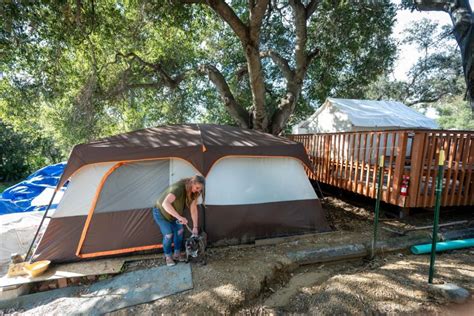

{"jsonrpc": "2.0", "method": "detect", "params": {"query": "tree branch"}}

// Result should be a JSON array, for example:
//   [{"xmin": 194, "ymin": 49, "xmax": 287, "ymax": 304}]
[
  {"xmin": 260, "ymin": 50, "xmax": 294, "ymax": 80},
  {"xmin": 199, "ymin": 64, "xmax": 250, "ymax": 128},
  {"xmin": 205, "ymin": 0, "xmax": 250, "ymax": 44},
  {"xmin": 289, "ymin": 0, "xmax": 308, "ymax": 77},
  {"xmin": 306, "ymin": 0, "xmax": 320, "ymax": 19},
  {"xmin": 406, "ymin": 93, "xmax": 448, "ymax": 106},
  {"xmin": 235, "ymin": 64, "xmax": 248, "ymax": 82},
  {"xmin": 115, "ymin": 52, "xmax": 184, "ymax": 89},
  {"xmin": 249, "ymin": 0, "xmax": 270, "ymax": 42},
  {"xmin": 269, "ymin": 0, "xmax": 310, "ymax": 135}
]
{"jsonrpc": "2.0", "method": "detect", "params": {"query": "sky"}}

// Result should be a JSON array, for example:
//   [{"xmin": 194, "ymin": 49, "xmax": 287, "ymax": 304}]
[{"xmin": 393, "ymin": 0, "xmax": 474, "ymax": 80}]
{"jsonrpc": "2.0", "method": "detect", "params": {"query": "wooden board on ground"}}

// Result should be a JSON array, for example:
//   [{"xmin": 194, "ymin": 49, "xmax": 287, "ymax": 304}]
[{"xmin": 0, "ymin": 253, "xmax": 163, "ymax": 288}]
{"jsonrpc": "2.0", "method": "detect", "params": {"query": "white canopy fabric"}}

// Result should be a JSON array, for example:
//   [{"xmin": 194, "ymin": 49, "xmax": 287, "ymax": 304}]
[{"xmin": 293, "ymin": 98, "xmax": 439, "ymax": 134}]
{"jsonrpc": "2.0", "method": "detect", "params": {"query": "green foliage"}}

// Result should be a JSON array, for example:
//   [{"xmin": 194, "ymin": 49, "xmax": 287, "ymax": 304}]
[
  {"xmin": 0, "ymin": 121, "xmax": 61, "ymax": 181},
  {"xmin": 0, "ymin": 121, "xmax": 29, "ymax": 181},
  {"xmin": 305, "ymin": 0, "xmax": 397, "ymax": 104},
  {"xmin": 364, "ymin": 18, "xmax": 464, "ymax": 109},
  {"xmin": 436, "ymin": 97, "xmax": 474, "ymax": 130},
  {"xmin": 1, "ymin": 0, "xmax": 398, "ymax": 158},
  {"xmin": 363, "ymin": 17, "xmax": 472, "ymax": 131},
  {"xmin": 0, "ymin": 181, "xmax": 17, "ymax": 193}
]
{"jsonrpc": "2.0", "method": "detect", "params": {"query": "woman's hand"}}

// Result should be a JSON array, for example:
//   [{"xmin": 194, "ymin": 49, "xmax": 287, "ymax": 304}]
[
  {"xmin": 177, "ymin": 216, "xmax": 188, "ymax": 225},
  {"xmin": 192, "ymin": 227, "xmax": 199, "ymax": 236}
]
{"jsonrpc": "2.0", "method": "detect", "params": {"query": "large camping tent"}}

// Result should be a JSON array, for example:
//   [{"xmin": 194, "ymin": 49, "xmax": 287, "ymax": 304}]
[
  {"xmin": 32, "ymin": 124, "xmax": 330, "ymax": 263},
  {"xmin": 292, "ymin": 98, "xmax": 439, "ymax": 134}
]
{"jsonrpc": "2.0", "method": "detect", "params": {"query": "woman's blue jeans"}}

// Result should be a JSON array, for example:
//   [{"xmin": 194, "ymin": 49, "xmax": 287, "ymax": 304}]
[{"xmin": 152, "ymin": 207, "xmax": 184, "ymax": 257}]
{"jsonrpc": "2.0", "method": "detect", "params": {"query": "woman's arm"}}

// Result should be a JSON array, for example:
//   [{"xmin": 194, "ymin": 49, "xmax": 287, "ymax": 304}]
[
  {"xmin": 190, "ymin": 199, "xmax": 199, "ymax": 235},
  {"xmin": 162, "ymin": 193, "xmax": 188, "ymax": 224}
]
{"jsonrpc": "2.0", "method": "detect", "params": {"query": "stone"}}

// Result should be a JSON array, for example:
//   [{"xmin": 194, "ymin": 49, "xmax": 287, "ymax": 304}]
[
  {"xmin": 38, "ymin": 283, "xmax": 50, "ymax": 292},
  {"xmin": 429, "ymin": 283, "xmax": 470, "ymax": 304},
  {"xmin": 57, "ymin": 279, "xmax": 68, "ymax": 288}
]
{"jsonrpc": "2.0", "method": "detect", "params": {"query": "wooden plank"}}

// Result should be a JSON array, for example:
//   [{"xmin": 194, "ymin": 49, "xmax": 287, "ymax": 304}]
[
  {"xmin": 324, "ymin": 134, "xmax": 331, "ymax": 184},
  {"xmin": 408, "ymin": 132, "xmax": 426, "ymax": 207},
  {"xmin": 348, "ymin": 134, "xmax": 355, "ymax": 192},
  {"xmin": 358, "ymin": 133, "xmax": 367, "ymax": 195},
  {"xmin": 313, "ymin": 134, "xmax": 319, "ymax": 181},
  {"xmin": 457, "ymin": 134, "xmax": 471, "ymax": 205},
  {"xmin": 418, "ymin": 132, "xmax": 431, "ymax": 206},
  {"xmin": 329, "ymin": 134, "xmax": 335, "ymax": 186},
  {"xmin": 423, "ymin": 133, "xmax": 437, "ymax": 207},
  {"xmin": 386, "ymin": 132, "xmax": 396, "ymax": 204},
  {"xmin": 382, "ymin": 132, "xmax": 390, "ymax": 203},
  {"xmin": 338, "ymin": 133, "xmax": 344, "ymax": 188},
  {"xmin": 391, "ymin": 131, "xmax": 408, "ymax": 206},
  {"xmin": 442, "ymin": 134, "xmax": 456, "ymax": 206},
  {"xmin": 353, "ymin": 133, "xmax": 362, "ymax": 193},
  {"xmin": 340, "ymin": 133, "xmax": 345, "ymax": 188},
  {"xmin": 317, "ymin": 135, "xmax": 323, "ymax": 181},
  {"xmin": 310, "ymin": 134, "xmax": 316, "ymax": 180},
  {"xmin": 330, "ymin": 134, "xmax": 334, "ymax": 186},
  {"xmin": 344, "ymin": 134, "xmax": 350, "ymax": 190},
  {"xmin": 334, "ymin": 134, "xmax": 341, "ymax": 187},
  {"xmin": 464, "ymin": 135, "xmax": 474, "ymax": 205},
  {"xmin": 0, "ymin": 253, "xmax": 163, "ymax": 288},
  {"xmin": 365, "ymin": 132, "xmax": 373, "ymax": 196},
  {"xmin": 449, "ymin": 134, "xmax": 464, "ymax": 206},
  {"xmin": 314, "ymin": 134, "xmax": 322, "ymax": 181},
  {"xmin": 318, "ymin": 134, "xmax": 324, "ymax": 182},
  {"xmin": 370, "ymin": 133, "xmax": 381, "ymax": 198},
  {"xmin": 336, "ymin": 133, "xmax": 342, "ymax": 188}
]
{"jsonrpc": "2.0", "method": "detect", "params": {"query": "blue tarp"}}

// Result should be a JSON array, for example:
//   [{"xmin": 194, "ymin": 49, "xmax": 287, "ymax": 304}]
[{"xmin": 0, "ymin": 162, "xmax": 66, "ymax": 215}]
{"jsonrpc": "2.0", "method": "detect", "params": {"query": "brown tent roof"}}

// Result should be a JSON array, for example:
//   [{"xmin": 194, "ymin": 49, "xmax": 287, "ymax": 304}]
[{"xmin": 57, "ymin": 124, "xmax": 312, "ymax": 188}]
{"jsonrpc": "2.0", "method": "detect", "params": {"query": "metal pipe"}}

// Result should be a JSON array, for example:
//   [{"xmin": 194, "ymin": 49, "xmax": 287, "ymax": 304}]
[
  {"xmin": 428, "ymin": 149, "xmax": 445, "ymax": 284},
  {"xmin": 371, "ymin": 155, "xmax": 384, "ymax": 259}
]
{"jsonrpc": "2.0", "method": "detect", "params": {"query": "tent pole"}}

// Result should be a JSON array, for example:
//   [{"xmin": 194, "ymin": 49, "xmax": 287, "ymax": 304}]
[
  {"xmin": 314, "ymin": 180, "xmax": 325, "ymax": 199},
  {"xmin": 25, "ymin": 188, "xmax": 58, "ymax": 262}
]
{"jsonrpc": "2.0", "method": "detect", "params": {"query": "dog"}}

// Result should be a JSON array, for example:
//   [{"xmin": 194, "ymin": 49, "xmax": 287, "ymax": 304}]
[{"xmin": 185, "ymin": 232, "xmax": 207, "ymax": 265}]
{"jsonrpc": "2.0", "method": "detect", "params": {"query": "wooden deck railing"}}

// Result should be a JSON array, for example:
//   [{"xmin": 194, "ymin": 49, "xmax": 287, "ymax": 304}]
[{"xmin": 289, "ymin": 130, "xmax": 474, "ymax": 208}]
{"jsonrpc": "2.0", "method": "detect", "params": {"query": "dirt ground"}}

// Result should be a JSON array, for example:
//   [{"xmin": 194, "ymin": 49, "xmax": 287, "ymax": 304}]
[
  {"xmin": 109, "ymin": 191, "xmax": 474, "ymax": 315},
  {"xmin": 2, "ymin": 189, "xmax": 473, "ymax": 315}
]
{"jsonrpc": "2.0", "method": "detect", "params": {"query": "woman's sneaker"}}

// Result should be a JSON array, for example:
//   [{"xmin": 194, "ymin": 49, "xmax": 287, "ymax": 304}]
[
  {"xmin": 165, "ymin": 256, "xmax": 176, "ymax": 267},
  {"xmin": 173, "ymin": 252, "xmax": 186, "ymax": 262}
]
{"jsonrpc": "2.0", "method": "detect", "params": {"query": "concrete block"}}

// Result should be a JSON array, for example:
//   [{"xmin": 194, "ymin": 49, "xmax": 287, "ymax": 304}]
[{"xmin": 0, "ymin": 284, "xmax": 30, "ymax": 301}]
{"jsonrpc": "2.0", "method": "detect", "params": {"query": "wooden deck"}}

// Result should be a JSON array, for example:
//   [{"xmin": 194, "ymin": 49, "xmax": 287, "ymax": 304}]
[{"xmin": 289, "ymin": 130, "xmax": 474, "ymax": 208}]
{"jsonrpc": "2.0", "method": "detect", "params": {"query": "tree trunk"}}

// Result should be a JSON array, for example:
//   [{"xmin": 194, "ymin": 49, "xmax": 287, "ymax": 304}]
[
  {"xmin": 245, "ymin": 43, "xmax": 268, "ymax": 131},
  {"xmin": 415, "ymin": 0, "xmax": 474, "ymax": 109}
]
